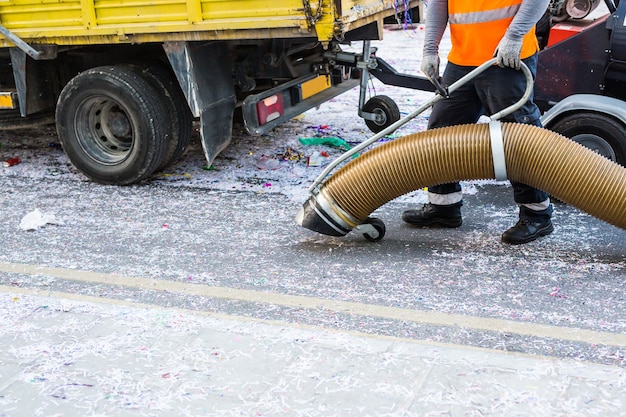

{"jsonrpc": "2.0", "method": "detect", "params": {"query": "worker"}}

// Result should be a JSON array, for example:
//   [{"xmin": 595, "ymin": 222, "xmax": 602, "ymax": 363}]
[{"xmin": 402, "ymin": 0, "xmax": 554, "ymax": 245}]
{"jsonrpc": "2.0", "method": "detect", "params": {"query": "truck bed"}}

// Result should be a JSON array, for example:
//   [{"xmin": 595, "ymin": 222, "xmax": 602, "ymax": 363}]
[{"xmin": 0, "ymin": 0, "xmax": 416, "ymax": 46}]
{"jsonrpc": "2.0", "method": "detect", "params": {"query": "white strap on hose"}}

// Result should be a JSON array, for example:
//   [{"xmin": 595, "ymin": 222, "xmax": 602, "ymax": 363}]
[{"xmin": 488, "ymin": 121, "xmax": 507, "ymax": 181}]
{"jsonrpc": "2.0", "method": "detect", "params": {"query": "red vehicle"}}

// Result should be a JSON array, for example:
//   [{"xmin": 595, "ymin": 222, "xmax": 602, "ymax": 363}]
[{"xmin": 536, "ymin": 0, "xmax": 626, "ymax": 165}]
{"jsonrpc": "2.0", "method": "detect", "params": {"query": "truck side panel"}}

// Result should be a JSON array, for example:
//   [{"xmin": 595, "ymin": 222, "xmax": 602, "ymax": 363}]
[
  {"xmin": 0, "ymin": 0, "xmax": 416, "ymax": 45},
  {"xmin": 0, "ymin": 0, "xmax": 308, "ymax": 44}
]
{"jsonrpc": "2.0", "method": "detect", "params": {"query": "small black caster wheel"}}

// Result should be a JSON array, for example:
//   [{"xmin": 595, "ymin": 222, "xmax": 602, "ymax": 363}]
[
  {"xmin": 362, "ymin": 95, "xmax": 400, "ymax": 133},
  {"xmin": 360, "ymin": 217, "xmax": 386, "ymax": 242}
]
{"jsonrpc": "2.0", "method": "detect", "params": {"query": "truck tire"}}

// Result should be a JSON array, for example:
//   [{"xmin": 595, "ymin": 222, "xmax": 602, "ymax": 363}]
[
  {"xmin": 122, "ymin": 63, "xmax": 193, "ymax": 170},
  {"xmin": 56, "ymin": 66, "xmax": 170, "ymax": 185},
  {"xmin": 548, "ymin": 112, "xmax": 626, "ymax": 166}
]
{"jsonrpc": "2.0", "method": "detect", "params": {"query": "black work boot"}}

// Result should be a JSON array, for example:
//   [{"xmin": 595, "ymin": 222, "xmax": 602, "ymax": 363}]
[
  {"xmin": 501, "ymin": 218, "xmax": 554, "ymax": 245},
  {"xmin": 402, "ymin": 202, "xmax": 462, "ymax": 228}
]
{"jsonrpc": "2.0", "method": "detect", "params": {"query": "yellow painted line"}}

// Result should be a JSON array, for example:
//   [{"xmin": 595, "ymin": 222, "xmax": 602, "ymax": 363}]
[
  {"xmin": 0, "ymin": 284, "xmax": 563, "ymax": 363},
  {"xmin": 1, "ymin": 261, "xmax": 625, "ymax": 347}
]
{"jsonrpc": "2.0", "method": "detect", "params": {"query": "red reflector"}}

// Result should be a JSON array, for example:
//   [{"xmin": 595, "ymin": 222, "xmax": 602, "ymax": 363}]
[{"xmin": 256, "ymin": 94, "xmax": 284, "ymax": 125}]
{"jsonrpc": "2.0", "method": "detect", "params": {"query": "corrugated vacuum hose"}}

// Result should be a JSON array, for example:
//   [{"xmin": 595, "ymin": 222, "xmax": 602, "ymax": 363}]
[
  {"xmin": 296, "ymin": 122, "xmax": 626, "ymax": 240},
  {"xmin": 296, "ymin": 59, "xmax": 626, "ymax": 241}
]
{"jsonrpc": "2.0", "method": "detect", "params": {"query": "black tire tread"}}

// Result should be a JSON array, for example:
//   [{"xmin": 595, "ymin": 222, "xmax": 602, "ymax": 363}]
[
  {"xmin": 56, "ymin": 65, "xmax": 171, "ymax": 185},
  {"xmin": 549, "ymin": 112, "xmax": 626, "ymax": 166},
  {"xmin": 363, "ymin": 95, "xmax": 401, "ymax": 134},
  {"xmin": 122, "ymin": 62, "xmax": 193, "ymax": 170}
]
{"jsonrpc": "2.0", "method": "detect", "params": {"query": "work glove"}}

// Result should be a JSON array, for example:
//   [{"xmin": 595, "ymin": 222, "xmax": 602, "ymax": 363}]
[
  {"xmin": 420, "ymin": 53, "xmax": 440, "ymax": 83},
  {"xmin": 494, "ymin": 36, "xmax": 523, "ymax": 70}
]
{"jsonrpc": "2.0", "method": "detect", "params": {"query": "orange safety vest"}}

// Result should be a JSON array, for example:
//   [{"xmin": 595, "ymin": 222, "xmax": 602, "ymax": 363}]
[{"xmin": 447, "ymin": 0, "xmax": 539, "ymax": 66}]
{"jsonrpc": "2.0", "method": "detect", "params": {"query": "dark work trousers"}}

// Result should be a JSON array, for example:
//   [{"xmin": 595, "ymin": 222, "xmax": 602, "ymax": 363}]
[{"xmin": 427, "ymin": 54, "xmax": 553, "ymax": 221}]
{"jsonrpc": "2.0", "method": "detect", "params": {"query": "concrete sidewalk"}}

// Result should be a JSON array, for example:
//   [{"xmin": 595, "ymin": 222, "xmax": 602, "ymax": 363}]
[{"xmin": 1, "ymin": 289, "xmax": 624, "ymax": 417}]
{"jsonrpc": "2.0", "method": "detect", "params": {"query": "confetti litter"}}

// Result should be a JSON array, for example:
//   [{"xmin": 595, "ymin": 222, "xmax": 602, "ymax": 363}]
[
  {"xmin": 278, "ymin": 147, "xmax": 305, "ymax": 162},
  {"xmin": 3, "ymin": 157, "xmax": 20, "ymax": 167},
  {"xmin": 307, "ymin": 151, "xmax": 330, "ymax": 167},
  {"xmin": 158, "ymin": 172, "xmax": 192, "ymax": 180},
  {"xmin": 0, "ymin": 292, "xmax": 625, "ymax": 417},
  {"xmin": 255, "ymin": 155, "xmax": 281, "ymax": 170},
  {"xmin": 298, "ymin": 137, "xmax": 352, "ymax": 151},
  {"xmin": 549, "ymin": 287, "xmax": 568, "ymax": 299}
]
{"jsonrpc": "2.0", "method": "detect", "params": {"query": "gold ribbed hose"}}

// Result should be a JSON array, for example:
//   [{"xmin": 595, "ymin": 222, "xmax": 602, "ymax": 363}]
[{"xmin": 322, "ymin": 123, "xmax": 626, "ymax": 230}]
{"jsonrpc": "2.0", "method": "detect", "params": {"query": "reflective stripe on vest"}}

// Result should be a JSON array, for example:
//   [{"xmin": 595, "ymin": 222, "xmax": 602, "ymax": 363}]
[
  {"xmin": 449, "ymin": 4, "xmax": 520, "ymax": 25},
  {"xmin": 447, "ymin": 0, "xmax": 539, "ymax": 66}
]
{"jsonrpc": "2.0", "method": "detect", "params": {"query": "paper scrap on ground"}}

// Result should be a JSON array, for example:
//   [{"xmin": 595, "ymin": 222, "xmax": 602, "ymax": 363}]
[{"xmin": 19, "ymin": 208, "xmax": 64, "ymax": 231}]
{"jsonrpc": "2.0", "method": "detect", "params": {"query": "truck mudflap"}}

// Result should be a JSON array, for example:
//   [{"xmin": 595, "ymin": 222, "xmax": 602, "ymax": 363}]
[{"xmin": 164, "ymin": 41, "xmax": 237, "ymax": 168}]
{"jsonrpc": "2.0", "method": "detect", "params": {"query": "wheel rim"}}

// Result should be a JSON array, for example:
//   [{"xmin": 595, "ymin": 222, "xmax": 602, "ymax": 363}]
[
  {"xmin": 75, "ymin": 96, "xmax": 135, "ymax": 165},
  {"xmin": 372, "ymin": 108, "xmax": 387, "ymax": 126},
  {"xmin": 572, "ymin": 133, "xmax": 617, "ymax": 162}
]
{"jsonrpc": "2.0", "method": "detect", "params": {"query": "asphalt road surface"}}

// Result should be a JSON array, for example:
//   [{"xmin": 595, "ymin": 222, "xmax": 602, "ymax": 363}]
[
  {"xmin": 1, "ymin": 24, "xmax": 625, "ymax": 414},
  {"xmin": 1, "ymin": 119, "xmax": 625, "ymax": 416}
]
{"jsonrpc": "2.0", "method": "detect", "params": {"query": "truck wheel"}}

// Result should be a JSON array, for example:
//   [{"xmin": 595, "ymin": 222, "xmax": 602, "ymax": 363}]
[
  {"xmin": 363, "ymin": 95, "xmax": 400, "ymax": 133},
  {"xmin": 122, "ymin": 63, "xmax": 193, "ymax": 170},
  {"xmin": 548, "ymin": 112, "xmax": 626, "ymax": 166},
  {"xmin": 56, "ymin": 66, "xmax": 170, "ymax": 185}
]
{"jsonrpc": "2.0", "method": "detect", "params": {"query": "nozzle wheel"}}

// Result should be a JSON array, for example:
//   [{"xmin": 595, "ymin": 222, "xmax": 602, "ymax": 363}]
[
  {"xmin": 359, "ymin": 217, "xmax": 386, "ymax": 242},
  {"xmin": 362, "ymin": 95, "xmax": 400, "ymax": 133}
]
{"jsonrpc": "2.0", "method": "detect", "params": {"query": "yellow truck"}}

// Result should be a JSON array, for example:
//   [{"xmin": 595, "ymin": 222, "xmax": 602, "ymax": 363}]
[{"xmin": 0, "ymin": 0, "xmax": 421, "ymax": 184}]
